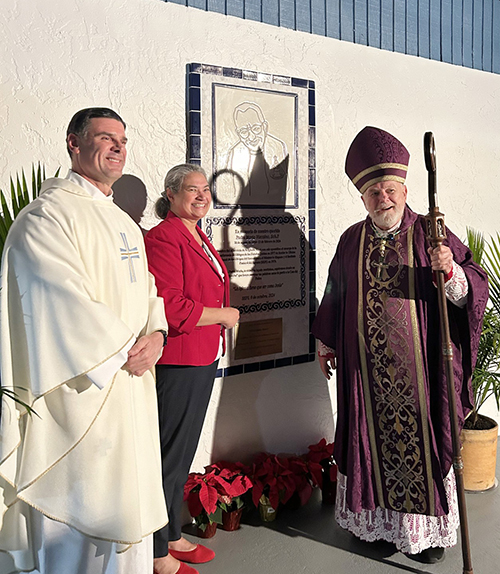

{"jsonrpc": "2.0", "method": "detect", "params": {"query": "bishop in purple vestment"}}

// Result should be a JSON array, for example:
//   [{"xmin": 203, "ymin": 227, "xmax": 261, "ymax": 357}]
[{"xmin": 312, "ymin": 126, "xmax": 488, "ymax": 564}]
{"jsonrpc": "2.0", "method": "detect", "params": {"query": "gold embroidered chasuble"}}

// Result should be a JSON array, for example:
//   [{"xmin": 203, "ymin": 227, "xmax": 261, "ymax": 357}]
[
  {"xmin": 357, "ymin": 224, "xmax": 435, "ymax": 515},
  {"xmin": 0, "ymin": 178, "xmax": 168, "ymax": 567}
]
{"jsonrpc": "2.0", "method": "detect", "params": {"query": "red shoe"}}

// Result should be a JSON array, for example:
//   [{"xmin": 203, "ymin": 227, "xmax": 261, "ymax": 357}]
[
  {"xmin": 154, "ymin": 558, "xmax": 200, "ymax": 574},
  {"xmin": 169, "ymin": 544, "xmax": 215, "ymax": 564}
]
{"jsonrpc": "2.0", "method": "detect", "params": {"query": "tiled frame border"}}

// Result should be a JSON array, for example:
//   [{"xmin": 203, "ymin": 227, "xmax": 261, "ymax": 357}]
[{"xmin": 186, "ymin": 63, "xmax": 316, "ymax": 378}]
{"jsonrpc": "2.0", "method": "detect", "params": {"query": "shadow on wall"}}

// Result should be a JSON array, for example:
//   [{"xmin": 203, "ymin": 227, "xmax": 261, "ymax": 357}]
[
  {"xmin": 208, "ymin": 162, "xmax": 335, "ymax": 463},
  {"xmin": 210, "ymin": 360, "xmax": 335, "ymax": 464},
  {"xmin": 112, "ymin": 174, "xmax": 148, "ymax": 236}
]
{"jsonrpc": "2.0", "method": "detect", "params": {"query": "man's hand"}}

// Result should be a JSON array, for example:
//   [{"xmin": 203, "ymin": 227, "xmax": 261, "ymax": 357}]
[
  {"xmin": 428, "ymin": 245, "xmax": 453, "ymax": 275},
  {"xmin": 124, "ymin": 331, "xmax": 164, "ymax": 377},
  {"xmin": 318, "ymin": 352, "xmax": 336, "ymax": 380}
]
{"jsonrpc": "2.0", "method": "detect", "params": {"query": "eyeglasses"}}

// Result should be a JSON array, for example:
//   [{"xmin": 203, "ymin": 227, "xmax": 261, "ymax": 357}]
[{"xmin": 237, "ymin": 123, "xmax": 264, "ymax": 139}]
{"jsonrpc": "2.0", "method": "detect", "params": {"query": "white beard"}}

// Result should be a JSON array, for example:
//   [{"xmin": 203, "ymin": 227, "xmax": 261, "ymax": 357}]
[{"xmin": 372, "ymin": 206, "xmax": 404, "ymax": 230}]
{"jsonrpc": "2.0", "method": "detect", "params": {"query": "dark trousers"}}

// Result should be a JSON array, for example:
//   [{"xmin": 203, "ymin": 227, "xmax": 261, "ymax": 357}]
[{"xmin": 153, "ymin": 361, "xmax": 218, "ymax": 558}]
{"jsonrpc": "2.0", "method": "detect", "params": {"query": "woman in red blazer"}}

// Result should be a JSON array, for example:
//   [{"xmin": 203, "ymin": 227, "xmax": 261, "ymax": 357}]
[{"xmin": 145, "ymin": 164, "xmax": 239, "ymax": 574}]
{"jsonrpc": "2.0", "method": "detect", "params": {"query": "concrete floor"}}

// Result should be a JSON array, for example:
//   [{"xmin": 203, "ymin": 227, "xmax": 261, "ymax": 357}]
[{"xmin": 183, "ymin": 450, "xmax": 500, "ymax": 574}]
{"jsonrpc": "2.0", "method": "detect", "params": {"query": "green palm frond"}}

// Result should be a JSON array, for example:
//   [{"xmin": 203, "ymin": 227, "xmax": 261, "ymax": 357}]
[
  {"xmin": 0, "ymin": 387, "xmax": 39, "ymax": 417},
  {"xmin": 466, "ymin": 227, "xmax": 485, "ymax": 266},
  {"xmin": 484, "ymin": 233, "xmax": 500, "ymax": 317},
  {"xmin": 0, "ymin": 163, "xmax": 60, "ymax": 259},
  {"xmin": 468, "ymin": 229, "xmax": 500, "ymax": 424}
]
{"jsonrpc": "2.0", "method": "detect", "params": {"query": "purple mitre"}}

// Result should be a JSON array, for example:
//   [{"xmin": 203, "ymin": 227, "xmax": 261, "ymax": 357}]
[{"xmin": 345, "ymin": 126, "xmax": 410, "ymax": 194}]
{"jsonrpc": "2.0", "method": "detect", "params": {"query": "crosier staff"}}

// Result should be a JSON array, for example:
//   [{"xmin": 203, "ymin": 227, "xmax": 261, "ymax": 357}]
[{"xmin": 424, "ymin": 132, "xmax": 474, "ymax": 574}]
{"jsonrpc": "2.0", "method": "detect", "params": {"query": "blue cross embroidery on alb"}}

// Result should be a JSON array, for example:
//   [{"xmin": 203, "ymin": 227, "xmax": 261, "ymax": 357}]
[{"xmin": 120, "ymin": 232, "xmax": 140, "ymax": 283}]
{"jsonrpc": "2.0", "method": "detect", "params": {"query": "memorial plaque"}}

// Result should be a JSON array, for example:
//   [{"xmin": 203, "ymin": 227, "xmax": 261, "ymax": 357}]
[
  {"xmin": 233, "ymin": 318, "xmax": 283, "ymax": 360},
  {"xmin": 186, "ymin": 64, "xmax": 316, "ymax": 376}
]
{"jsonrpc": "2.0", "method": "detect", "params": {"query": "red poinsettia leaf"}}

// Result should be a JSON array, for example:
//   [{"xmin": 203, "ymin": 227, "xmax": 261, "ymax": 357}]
[
  {"xmin": 252, "ymin": 482, "xmax": 264, "ymax": 507},
  {"xmin": 223, "ymin": 479, "xmax": 242, "ymax": 497},
  {"xmin": 187, "ymin": 490, "xmax": 203, "ymax": 517},
  {"xmin": 308, "ymin": 438, "xmax": 327, "ymax": 452},
  {"xmin": 288, "ymin": 456, "xmax": 308, "ymax": 474},
  {"xmin": 268, "ymin": 485, "xmax": 280, "ymax": 510},
  {"xmin": 184, "ymin": 473, "xmax": 204, "ymax": 496},
  {"xmin": 268, "ymin": 477, "xmax": 277, "ymax": 488},
  {"xmin": 306, "ymin": 438, "xmax": 335, "ymax": 463},
  {"xmin": 241, "ymin": 475, "xmax": 253, "ymax": 489},
  {"xmin": 199, "ymin": 481, "xmax": 218, "ymax": 514},
  {"xmin": 219, "ymin": 468, "xmax": 233, "ymax": 478},
  {"xmin": 227, "ymin": 475, "xmax": 252, "ymax": 497},
  {"xmin": 212, "ymin": 474, "xmax": 232, "ymax": 491},
  {"xmin": 308, "ymin": 461, "xmax": 324, "ymax": 487},
  {"xmin": 280, "ymin": 479, "xmax": 295, "ymax": 504}
]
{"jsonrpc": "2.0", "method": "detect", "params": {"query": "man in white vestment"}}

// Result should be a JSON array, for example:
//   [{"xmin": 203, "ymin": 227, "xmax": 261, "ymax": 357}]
[{"xmin": 0, "ymin": 108, "xmax": 169, "ymax": 573}]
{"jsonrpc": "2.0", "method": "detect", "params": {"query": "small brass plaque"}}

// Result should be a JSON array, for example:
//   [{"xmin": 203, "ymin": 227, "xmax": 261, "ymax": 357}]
[{"xmin": 233, "ymin": 318, "xmax": 283, "ymax": 360}]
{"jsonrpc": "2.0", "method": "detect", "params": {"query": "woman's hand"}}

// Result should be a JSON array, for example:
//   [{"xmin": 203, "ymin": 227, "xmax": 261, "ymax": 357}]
[
  {"xmin": 196, "ymin": 306, "xmax": 240, "ymax": 328},
  {"xmin": 220, "ymin": 307, "xmax": 240, "ymax": 329}
]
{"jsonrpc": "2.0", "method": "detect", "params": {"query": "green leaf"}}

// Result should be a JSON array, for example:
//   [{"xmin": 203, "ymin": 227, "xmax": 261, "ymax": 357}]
[
  {"xmin": 468, "ymin": 229, "xmax": 500, "ymax": 421},
  {"xmin": 11, "ymin": 174, "xmax": 22, "ymax": 217},
  {"xmin": 0, "ymin": 387, "xmax": 39, "ymax": 417},
  {"xmin": 0, "ymin": 163, "xmax": 59, "ymax": 261},
  {"xmin": 466, "ymin": 227, "xmax": 484, "ymax": 266},
  {"xmin": 0, "ymin": 188, "xmax": 14, "ymax": 229},
  {"xmin": 208, "ymin": 505, "xmax": 223, "ymax": 525},
  {"xmin": 21, "ymin": 169, "xmax": 29, "ymax": 207}
]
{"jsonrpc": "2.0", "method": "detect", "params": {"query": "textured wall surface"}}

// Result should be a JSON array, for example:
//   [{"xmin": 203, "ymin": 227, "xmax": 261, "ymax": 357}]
[
  {"xmin": 164, "ymin": 0, "xmax": 500, "ymax": 73},
  {"xmin": 1, "ymin": 0, "xmax": 499, "ymax": 470}
]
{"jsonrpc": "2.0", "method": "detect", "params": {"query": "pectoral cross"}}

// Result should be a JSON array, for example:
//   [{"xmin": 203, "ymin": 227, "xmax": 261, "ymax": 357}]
[{"xmin": 374, "ymin": 239, "xmax": 388, "ymax": 281}]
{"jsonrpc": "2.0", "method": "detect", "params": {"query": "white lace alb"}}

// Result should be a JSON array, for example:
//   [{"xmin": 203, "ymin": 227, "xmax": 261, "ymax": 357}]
[{"xmin": 335, "ymin": 469, "xmax": 459, "ymax": 554}]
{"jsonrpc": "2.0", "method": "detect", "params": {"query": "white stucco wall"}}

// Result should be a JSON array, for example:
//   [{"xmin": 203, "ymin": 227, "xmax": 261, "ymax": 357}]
[{"xmin": 1, "ymin": 0, "xmax": 499, "ymax": 471}]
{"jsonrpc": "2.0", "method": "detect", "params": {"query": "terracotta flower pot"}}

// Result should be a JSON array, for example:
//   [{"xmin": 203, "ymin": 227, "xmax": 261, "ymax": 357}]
[
  {"xmin": 461, "ymin": 415, "xmax": 498, "ymax": 492},
  {"xmin": 221, "ymin": 508, "xmax": 243, "ymax": 531},
  {"xmin": 196, "ymin": 521, "xmax": 217, "ymax": 538},
  {"xmin": 258, "ymin": 495, "xmax": 277, "ymax": 522}
]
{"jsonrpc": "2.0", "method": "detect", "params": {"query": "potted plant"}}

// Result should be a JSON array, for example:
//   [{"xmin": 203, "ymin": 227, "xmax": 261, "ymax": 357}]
[
  {"xmin": 205, "ymin": 461, "xmax": 253, "ymax": 531},
  {"xmin": 184, "ymin": 462, "xmax": 253, "ymax": 536},
  {"xmin": 461, "ymin": 229, "xmax": 500, "ymax": 491},
  {"xmin": 280, "ymin": 454, "xmax": 323, "ymax": 509},
  {"xmin": 250, "ymin": 452, "xmax": 296, "ymax": 521},
  {"xmin": 184, "ymin": 467, "xmax": 224, "ymax": 537},
  {"xmin": 305, "ymin": 438, "xmax": 338, "ymax": 504},
  {"xmin": 0, "ymin": 164, "xmax": 59, "ymax": 414}
]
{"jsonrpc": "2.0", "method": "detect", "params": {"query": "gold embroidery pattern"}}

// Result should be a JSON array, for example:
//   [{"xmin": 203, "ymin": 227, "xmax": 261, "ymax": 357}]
[{"xmin": 363, "ymin": 231, "xmax": 428, "ymax": 513}]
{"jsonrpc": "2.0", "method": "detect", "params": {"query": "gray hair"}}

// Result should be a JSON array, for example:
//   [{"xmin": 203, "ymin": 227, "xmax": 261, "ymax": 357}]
[{"xmin": 155, "ymin": 164, "xmax": 207, "ymax": 220}]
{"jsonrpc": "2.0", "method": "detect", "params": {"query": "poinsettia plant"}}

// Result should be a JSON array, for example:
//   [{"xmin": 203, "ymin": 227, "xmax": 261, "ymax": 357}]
[
  {"xmin": 305, "ymin": 438, "xmax": 337, "ymax": 485},
  {"xmin": 205, "ymin": 460, "xmax": 253, "ymax": 513},
  {"xmin": 282, "ymin": 455, "xmax": 323, "ymax": 506},
  {"xmin": 184, "ymin": 463, "xmax": 253, "ymax": 530},
  {"xmin": 250, "ymin": 452, "xmax": 296, "ymax": 510}
]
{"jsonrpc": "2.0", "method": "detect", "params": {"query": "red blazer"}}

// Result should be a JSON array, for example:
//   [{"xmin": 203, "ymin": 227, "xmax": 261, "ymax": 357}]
[{"xmin": 145, "ymin": 211, "xmax": 230, "ymax": 366}]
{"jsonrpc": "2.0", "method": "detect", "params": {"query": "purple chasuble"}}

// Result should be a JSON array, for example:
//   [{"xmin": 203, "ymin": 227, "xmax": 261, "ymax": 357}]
[{"xmin": 312, "ymin": 206, "xmax": 488, "ymax": 517}]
